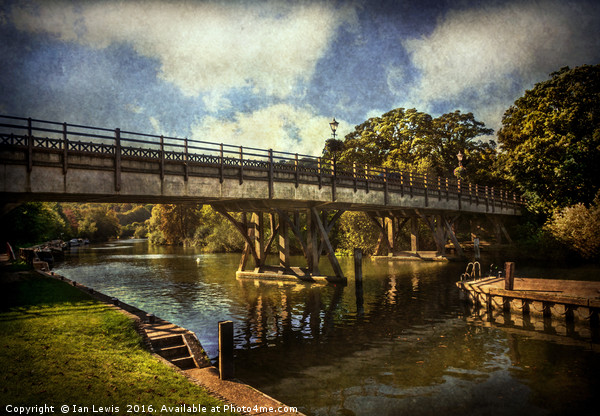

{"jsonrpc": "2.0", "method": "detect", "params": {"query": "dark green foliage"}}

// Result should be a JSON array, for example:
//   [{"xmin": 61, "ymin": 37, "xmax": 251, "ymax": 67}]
[
  {"xmin": 324, "ymin": 108, "xmax": 496, "ymax": 185},
  {"xmin": 0, "ymin": 202, "xmax": 70, "ymax": 247},
  {"xmin": 78, "ymin": 206, "xmax": 121, "ymax": 242},
  {"xmin": 497, "ymin": 64, "xmax": 600, "ymax": 216}
]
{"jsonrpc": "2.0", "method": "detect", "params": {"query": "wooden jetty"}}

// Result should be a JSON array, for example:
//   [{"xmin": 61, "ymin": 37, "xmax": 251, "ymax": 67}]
[{"xmin": 456, "ymin": 263, "xmax": 600, "ymax": 326}]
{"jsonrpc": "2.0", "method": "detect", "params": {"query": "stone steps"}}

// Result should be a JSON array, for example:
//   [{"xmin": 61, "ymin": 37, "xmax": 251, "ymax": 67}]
[{"xmin": 149, "ymin": 334, "xmax": 197, "ymax": 370}]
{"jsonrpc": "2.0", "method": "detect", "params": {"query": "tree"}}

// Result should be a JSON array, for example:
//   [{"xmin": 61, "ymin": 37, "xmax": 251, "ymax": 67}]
[
  {"xmin": 324, "ymin": 108, "xmax": 495, "ymax": 183},
  {"xmin": 147, "ymin": 204, "xmax": 201, "ymax": 246},
  {"xmin": 323, "ymin": 138, "xmax": 344, "ymax": 162},
  {"xmin": 194, "ymin": 206, "xmax": 244, "ymax": 252},
  {"xmin": 497, "ymin": 65, "xmax": 600, "ymax": 215},
  {"xmin": 0, "ymin": 202, "xmax": 70, "ymax": 246},
  {"xmin": 78, "ymin": 207, "xmax": 120, "ymax": 241}
]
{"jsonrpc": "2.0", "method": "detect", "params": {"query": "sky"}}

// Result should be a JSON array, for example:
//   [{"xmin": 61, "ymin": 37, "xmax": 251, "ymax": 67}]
[{"xmin": 1, "ymin": 0, "xmax": 599, "ymax": 155}]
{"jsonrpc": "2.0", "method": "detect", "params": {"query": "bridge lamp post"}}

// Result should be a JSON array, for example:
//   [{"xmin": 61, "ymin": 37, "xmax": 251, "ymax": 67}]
[
  {"xmin": 454, "ymin": 150, "xmax": 465, "ymax": 179},
  {"xmin": 329, "ymin": 118, "xmax": 339, "ymax": 140}
]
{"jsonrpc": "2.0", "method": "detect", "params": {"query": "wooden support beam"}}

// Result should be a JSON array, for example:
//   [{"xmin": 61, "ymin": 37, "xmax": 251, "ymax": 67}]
[
  {"xmin": 263, "ymin": 213, "xmax": 280, "ymax": 261},
  {"xmin": 276, "ymin": 209, "xmax": 308, "ymax": 260},
  {"xmin": 416, "ymin": 211, "xmax": 446, "ymax": 256},
  {"xmin": 443, "ymin": 216, "xmax": 464, "ymax": 257},
  {"xmin": 306, "ymin": 208, "xmax": 320, "ymax": 274},
  {"xmin": 278, "ymin": 211, "xmax": 290, "ymax": 268},
  {"xmin": 311, "ymin": 207, "xmax": 345, "ymax": 280},
  {"xmin": 239, "ymin": 243, "xmax": 251, "ymax": 272},
  {"xmin": 238, "ymin": 213, "xmax": 251, "ymax": 271},
  {"xmin": 318, "ymin": 210, "xmax": 345, "ymax": 255},
  {"xmin": 410, "ymin": 215, "xmax": 420, "ymax": 252},
  {"xmin": 212, "ymin": 206, "xmax": 259, "ymax": 267},
  {"xmin": 436, "ymin": 214, "xmax": 446, "ymax": 256},
  {"xmin": 385, "ymin": 216, "xmax": 395, "ymax": 254},
  {"xmin": 499, "ymin": 216, "xmax": 513, "ymax": 244},
  {"xmin": 251, "ymin": 212, "xmax": 265, "ymax": 269},
  {"xmin": 367, "ymin": 212, "xmax": 390, "ymax": 255}
]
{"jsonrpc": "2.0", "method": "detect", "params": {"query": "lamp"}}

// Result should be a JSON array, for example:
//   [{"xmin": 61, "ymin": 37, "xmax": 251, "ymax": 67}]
[{"xmin": 329, "ymin": 118, "xmax": 339, "ymax": 139}]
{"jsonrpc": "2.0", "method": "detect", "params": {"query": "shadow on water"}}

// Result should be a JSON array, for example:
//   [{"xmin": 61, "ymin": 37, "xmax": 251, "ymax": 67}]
[{"xmin": 53, "ymin": 240, "xmax": 600, "ymax": 416}]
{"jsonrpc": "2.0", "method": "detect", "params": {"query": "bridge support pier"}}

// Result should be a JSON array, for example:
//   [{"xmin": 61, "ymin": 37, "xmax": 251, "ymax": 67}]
[
  {"xmin": 487, "ymin": 215, "xmax": 513, "ymax": 244},
  {"xmin": 214, "ymin": 206, "xmax": 346, "ymax": 284},
  {"xmin": 410, "ymin": 215, "xmax": 420, "ymax": 253}
]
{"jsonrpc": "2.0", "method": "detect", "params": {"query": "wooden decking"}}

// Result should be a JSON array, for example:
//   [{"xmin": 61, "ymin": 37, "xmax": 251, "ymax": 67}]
[{"xmin": 456, "ymin": 276, "xmax": 600, "ymax": 324}]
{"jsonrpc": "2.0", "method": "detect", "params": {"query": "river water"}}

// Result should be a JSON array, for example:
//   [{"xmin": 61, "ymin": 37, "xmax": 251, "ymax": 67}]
[{"xmin": 53, "ymin": 239, "xmax": 600, "ymax": 416}]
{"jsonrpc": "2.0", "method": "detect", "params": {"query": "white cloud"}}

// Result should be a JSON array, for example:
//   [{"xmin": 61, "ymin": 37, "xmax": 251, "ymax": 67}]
[
  {"xmin": 401, "ymin": 0, "xmax": 600, "ymax": 129},
  {"xmin": 202, "ymin": 91, "xmax": 232, "ymax": 114},
  {"xmin": 125, "ymin": 104, "xmax": 144, "ymax": 114},
  {"xmin": 10, "ymin": 0, "xmax": 356, "ymax": 98},
  {"xmin": 149, "ymin": 116, "xmax": 162, "ymax": 134},
  {"xmin": 191, "ymin": 104, "xmax": 351, "ymax": 156}
]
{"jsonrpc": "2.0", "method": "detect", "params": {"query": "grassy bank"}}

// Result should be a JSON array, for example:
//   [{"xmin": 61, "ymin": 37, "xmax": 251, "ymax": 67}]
[{"xmin": 0, "ymin": 269, "xmax": 236, "ymax": 415}]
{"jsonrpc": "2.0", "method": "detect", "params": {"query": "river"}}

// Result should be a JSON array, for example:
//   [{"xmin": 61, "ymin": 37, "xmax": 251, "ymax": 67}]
[{"xmin": 53, "ymin": 239, "xmax": 600, "ymax": 416}]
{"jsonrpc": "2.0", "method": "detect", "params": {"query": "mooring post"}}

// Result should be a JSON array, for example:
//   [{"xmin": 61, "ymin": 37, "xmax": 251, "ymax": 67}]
[
  {"xmin": 218, "ymin": 320, "xmax": 234, "ymax": 380},
  {"xmin": 354, "ymin": 248, "xmax": 364, "ymax": 315},
  {"xmin": 504, "ymin": 262, "xmax": 515, "ymax": 290}
]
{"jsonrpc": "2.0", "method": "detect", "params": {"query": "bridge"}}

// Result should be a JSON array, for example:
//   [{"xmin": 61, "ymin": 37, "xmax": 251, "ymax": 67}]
[{"xmin": 0, "ymin": 115, "xmax": 522, "ymax": 283}]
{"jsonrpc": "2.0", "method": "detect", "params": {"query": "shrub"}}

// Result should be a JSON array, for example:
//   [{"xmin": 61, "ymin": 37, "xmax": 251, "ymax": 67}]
[{"xmin": 545, "ymin": 194, "xmax": 600, "ymax": 260}]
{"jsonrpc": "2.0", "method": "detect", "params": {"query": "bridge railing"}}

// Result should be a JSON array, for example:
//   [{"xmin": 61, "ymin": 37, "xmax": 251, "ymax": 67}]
[{"xmin": 0, "ymin": 115, "xmax": 523, "ymax": 210}]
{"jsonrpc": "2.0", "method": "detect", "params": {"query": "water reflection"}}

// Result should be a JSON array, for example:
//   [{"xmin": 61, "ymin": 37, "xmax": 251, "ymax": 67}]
[{"xmin": 53, "ymin": 240, "xmax": 600, "ymax": 416}]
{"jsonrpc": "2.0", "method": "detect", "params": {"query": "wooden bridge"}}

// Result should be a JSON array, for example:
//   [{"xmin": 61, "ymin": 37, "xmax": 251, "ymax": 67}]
[{"xmin": 0, "ymin": 115, "xmax": 522, "ymax": 283}]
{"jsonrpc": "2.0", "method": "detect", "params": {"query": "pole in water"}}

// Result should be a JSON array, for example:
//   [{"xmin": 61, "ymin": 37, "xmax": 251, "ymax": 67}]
[
  {"xmin": 473, "ymin": 237, "xmax": 480, "ymax": 260},
  {"xmin": 218, "ymin": 320, "xmax": 234, "ymax": 380},
  {"xmin": 354, "ymin": 248, "xmax": 364, "ymax": 316},
  {"xmin": 504, "ymin": 262, "xmax": 515, "ymax": 290}
]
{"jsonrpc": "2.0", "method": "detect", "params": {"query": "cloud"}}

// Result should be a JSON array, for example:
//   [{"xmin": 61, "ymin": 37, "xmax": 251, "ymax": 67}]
[
  {"xmin": 401, "ymin": 0, "xmax": 600, "ymax": 129},
  {"xmin": 9, "ymin": 0, "xmax": 356, "ymax": 98},
  {"xmin": 202, "ymin": 91, "xmax": 232, "ymax": 114},
  {"xmin": 191, "ymin": 103, "xmax": 350, "ymax": 156},
  {"xmin": 149, "ymin": 116, "xmax": 162, "ymax": 134}
]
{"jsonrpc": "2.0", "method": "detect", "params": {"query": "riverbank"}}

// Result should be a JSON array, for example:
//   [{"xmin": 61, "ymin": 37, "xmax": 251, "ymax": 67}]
[{"xmin": 0, "ymin": 267, "xmax": 238, "ymax": 415}]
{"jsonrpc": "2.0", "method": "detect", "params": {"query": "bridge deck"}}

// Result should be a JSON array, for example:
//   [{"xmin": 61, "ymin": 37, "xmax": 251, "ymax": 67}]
[{"xmin": 0, "ymin": 115, "xmax": 522, "ymax": 216}]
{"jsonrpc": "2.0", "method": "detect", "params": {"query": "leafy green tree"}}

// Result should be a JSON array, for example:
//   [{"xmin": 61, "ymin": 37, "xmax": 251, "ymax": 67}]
[
  {"xmin": 497, "ymin": 65, "xmax": 600, "ymax": 215},
  {"xmin": 323, "ymin": 138, "xmax": 345, "ymax": 161},
  {"xmin": 1, "ymin": 202, "xmax": 70, "ymax": 247},
  {"xmin": 325, "ymin": 108, "xmax": 495, "ymax": 183},
  {"xmin": 427, "ymin": 111, "xmax": 495, "ymax": 181},
  {"xmin": 78, "ymin": 207, "xmax": 121, "ymax": 242},
  {"xmin": 195, "ymin": 206, "xmax": 244, "ymax": 252},
  {"xmin": 336, "ymin": 212, "xmax": 380, "ymax": 255},
  {"xmin": 147, "ymin": 204, "xmax": 201, "ymax": 246}
]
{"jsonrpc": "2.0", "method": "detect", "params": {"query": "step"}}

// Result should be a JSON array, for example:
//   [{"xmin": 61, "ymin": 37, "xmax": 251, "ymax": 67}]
[
  {"xmin": 171, "ymin": 356, "xmax": 196, "ymax": 370},
  {"xmin": 157, "ymin": 344, "xmax": 190, "ymax": 360},
  {"xmin": 149, "ymin": 334, "xmax": 185, "ymax": 349}
]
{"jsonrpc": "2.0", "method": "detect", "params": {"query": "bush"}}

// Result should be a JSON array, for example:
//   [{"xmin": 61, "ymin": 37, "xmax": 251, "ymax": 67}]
[{"xmin": 545, "ymin": 194, "xmax": 600, "ymax": 260}]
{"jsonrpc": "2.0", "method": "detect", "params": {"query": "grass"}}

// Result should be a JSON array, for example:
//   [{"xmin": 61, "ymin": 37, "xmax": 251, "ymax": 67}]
[{"xmin": 0, "ymin": 269, "xmax": 237, "ymax": 415}]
